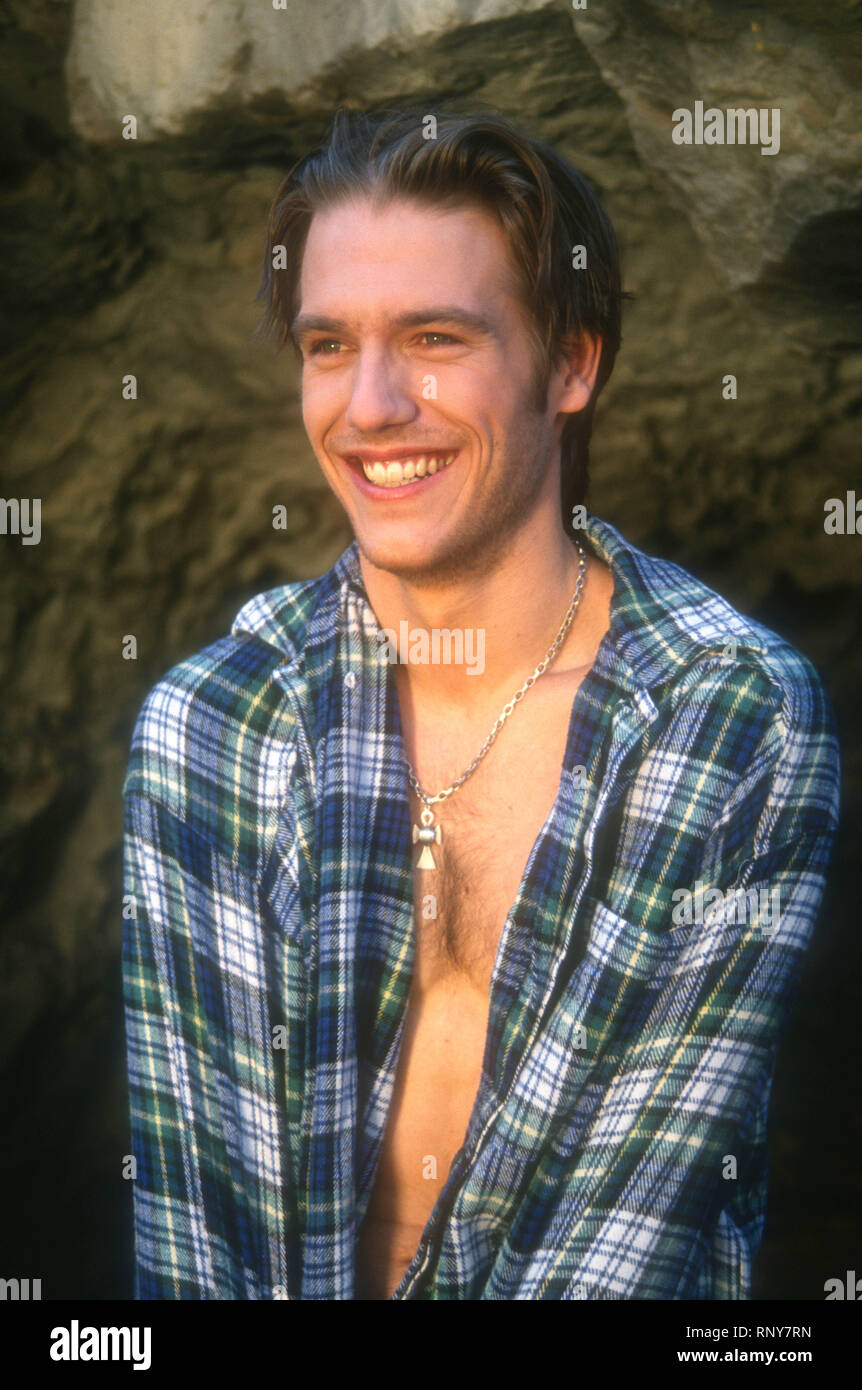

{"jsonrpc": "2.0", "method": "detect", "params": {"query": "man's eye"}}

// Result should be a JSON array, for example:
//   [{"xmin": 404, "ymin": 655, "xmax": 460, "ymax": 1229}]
[
  {"xmin": 307, "ymin": 339, "xmax": 343, "ymax": 356},
  {"xmin": 305, "ymin": 332, "xmax": 458, "ymax": 356}
]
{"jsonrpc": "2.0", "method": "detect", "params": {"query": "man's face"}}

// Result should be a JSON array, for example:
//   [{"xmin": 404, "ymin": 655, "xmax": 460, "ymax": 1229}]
[{"xmin": 293, "ymin": 193, "xmax": 565, "ymax": 587}]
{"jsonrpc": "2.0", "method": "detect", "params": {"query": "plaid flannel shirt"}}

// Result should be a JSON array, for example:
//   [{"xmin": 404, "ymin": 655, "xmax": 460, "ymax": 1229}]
[{"xmin": 122, "ymin": 513, "xmax": 840, "ymax": 1300}]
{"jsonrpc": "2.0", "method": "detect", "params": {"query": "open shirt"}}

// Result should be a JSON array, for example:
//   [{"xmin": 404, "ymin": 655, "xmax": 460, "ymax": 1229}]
[{"xmin": 122, "ymin": 514, "xmax": 840, "ymax": 1299}]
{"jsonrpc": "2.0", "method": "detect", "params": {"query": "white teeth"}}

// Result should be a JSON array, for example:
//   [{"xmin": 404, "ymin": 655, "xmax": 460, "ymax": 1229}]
[{"xmin": 360, "ymin": 453, "xmax": 455, "ymax": 487}]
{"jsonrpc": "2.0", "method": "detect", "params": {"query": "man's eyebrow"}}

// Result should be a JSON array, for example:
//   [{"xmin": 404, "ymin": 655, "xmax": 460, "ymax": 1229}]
[{"xmin": 289, "ymin": 307, "xmax": 500, "ymax": 348}]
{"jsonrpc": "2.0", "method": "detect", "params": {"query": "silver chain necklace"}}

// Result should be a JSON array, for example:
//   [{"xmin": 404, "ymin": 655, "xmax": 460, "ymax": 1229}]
[{"xmin": 406, "ymin": 540, "xmax": 587, "ymax": 870}]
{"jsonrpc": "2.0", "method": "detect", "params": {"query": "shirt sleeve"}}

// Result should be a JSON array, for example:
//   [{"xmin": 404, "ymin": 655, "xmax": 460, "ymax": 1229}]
[
  {"xmin": 673, "ymin": 826, "xmax": 835, "ymax": 1299},
  {"xmin": 556, "ymin": 657, "xmax": 840, "ymax": 1300},
  {"xmin": 122, "ymin": 789, "xmax": 294, "ymax": 1299}
]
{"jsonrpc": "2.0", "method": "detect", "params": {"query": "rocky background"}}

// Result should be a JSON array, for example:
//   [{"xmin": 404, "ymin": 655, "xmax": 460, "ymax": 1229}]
[{"xmin": 1, "ymin": 0, "xmax": 860, "ymax": 1299}]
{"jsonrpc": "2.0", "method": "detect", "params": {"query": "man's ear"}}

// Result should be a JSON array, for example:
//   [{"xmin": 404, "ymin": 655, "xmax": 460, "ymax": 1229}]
[{"xmin": 552, "ymin": 332, "xmax": 603, "ymax": 415}]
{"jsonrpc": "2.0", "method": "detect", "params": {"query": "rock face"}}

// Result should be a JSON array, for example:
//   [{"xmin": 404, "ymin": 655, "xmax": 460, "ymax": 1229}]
[
  {"xmin": 66, "ymin": 0, "xmax": 862, "ymax": 302},
  {"xmin": 574, "ymin": 0, "xmax": 862, "ymax": 295},
  {"xmin": 66, "ymin": 0, "xmax": 552, "ymax": 141},
  {"xmin": 2, "ymin": 0, "xmax": 860, "ymax": 1298}
]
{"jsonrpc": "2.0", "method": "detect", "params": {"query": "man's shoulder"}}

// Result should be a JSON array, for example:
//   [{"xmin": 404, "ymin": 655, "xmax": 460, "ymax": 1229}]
[
  {"xmin": 586, "ymin": 515, "xmax": 840, "ymax": 841},
  {"xmin": 122, "ymin": 545, "xmax": 358, "ymax": 861},
  {"xmin": 586, "ymin": 515, "xmax": 836, "ymax": 731}
]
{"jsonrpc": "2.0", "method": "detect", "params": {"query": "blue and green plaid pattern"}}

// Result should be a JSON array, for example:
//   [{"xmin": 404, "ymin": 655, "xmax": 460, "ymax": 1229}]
[{"xmin": 122, "ymin": 514, "xmax": 840, "ymax": 1299}]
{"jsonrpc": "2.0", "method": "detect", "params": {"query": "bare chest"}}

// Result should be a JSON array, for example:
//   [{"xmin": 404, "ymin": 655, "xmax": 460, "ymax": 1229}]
[
  {"xmin": 355, "ymin": 681, "xmax": 581, "ymax": 1298},
  {"xmin": 409, "ymin": 753, "xmax": 565, "ymax": 992}
]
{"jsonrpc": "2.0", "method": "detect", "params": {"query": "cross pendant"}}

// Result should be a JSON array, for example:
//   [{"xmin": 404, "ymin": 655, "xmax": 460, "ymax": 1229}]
[{"xmin": 412, "ymin": 805, "xmax": 442, "ymax": 870}]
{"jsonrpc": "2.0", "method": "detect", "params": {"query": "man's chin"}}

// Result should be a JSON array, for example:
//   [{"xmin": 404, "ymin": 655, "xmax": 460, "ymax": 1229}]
[
  {"xmin": 353, "ymin": 521, "xmax": 505, "ymax": 590},
  {"xmin": 354, "ymin": 530, "xmax": 447, "ymax": 583}
]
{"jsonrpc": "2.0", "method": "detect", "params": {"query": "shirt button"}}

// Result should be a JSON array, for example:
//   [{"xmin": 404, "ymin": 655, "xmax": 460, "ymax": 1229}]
[{"xmin": 344, "ymin": 671, "xmax": 356, "ymax": 690}]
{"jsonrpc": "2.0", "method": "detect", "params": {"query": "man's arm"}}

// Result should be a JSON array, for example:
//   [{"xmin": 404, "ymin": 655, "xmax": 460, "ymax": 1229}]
[
  {"xmin": 557, "ymin": 655, "xmax": 840, "ymax": 1299},
  {"xmin": 473, "ymin": 648, "xmax": 840, "ymax": 1300},
  {"xmin": 655, "ymin": 825, "xmax": 835, "ymax": 1300},
  {"xmin": 120, "ymin": 632, "xmax": 309, "ymax": 1299},
  {"xmin": 123, "ymin": 792, "xmax": 268, "ymax": 1297}
]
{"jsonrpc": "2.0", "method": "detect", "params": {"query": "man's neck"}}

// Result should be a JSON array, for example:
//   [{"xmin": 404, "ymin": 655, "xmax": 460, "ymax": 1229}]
[{"xmin": 357, "ymin": 513, "xmax": 602, "ymax": 716}]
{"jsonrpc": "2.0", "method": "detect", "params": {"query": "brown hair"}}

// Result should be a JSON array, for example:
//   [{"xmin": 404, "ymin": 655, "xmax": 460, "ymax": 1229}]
[{"xmin": 255, "ymin": 107, "xmax": 628, "ymax": 526}]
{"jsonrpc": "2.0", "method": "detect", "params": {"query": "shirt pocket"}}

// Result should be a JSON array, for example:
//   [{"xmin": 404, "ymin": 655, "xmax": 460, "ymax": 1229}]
[
  {"xmin": 509, "ymin": 898, "xmax": 682, "ymax": 1111},
  {"xmin": 580, "ymin": 894, "xmax": 684, "ymax": 986}
]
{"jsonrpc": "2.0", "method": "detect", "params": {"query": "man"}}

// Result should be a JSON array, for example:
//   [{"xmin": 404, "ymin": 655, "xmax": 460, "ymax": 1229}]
[{"xmin": 122, "ymin": 109, "xmax": 840, "ymax": 1300}]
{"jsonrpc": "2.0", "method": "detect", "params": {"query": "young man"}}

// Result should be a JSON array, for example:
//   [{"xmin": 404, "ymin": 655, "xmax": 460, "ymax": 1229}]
[{"xmin": 122, "ymin": 110, "xmax": 840, "ymax": 1300}]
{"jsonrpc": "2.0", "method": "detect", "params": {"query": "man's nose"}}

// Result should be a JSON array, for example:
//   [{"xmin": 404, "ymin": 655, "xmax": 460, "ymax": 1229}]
[{"xmin": 344, "ymin": 347, "xmax": 417, "ymax": 432}]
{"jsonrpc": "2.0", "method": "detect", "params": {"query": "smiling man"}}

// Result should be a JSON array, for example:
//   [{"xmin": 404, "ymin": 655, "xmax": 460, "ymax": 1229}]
[{"xmin": 122, "ymin": 109, "xmax": 840, "ymax": 1300}]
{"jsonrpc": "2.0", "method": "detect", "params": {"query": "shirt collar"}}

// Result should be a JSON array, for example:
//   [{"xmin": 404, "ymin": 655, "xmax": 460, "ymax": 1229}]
[{"xmin": 230, "ymin": 512, "xmax": 748, "ymax": 710}]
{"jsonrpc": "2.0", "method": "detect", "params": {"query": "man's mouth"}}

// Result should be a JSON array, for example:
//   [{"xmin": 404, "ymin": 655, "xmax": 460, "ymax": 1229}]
[{"xmin": 345, "ymin": 452, "xmax": 457, "ymax": 490}]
